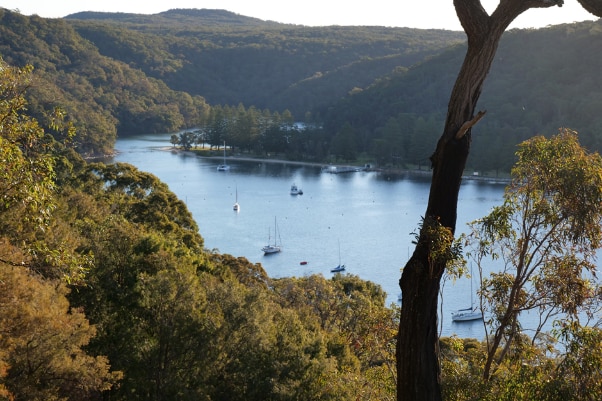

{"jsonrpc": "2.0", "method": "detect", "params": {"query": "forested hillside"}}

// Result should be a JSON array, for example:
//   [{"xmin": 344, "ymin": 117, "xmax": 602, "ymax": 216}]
[
  {"xmin": 0, "ymin": 60, "xmax": 399, "ymax": 400},
  {"xmin": 1, "ymin": 7, "xmax": 601, "ymax": 171},
  {"xmin": 320, "ymin": 19, "xmax": 602, "ymax": 173},
  {"xmin": 0, "ymin": 8, "xmax": 464, "ymax": 157},
  {"xmin": 65, "ymin": 8, "xmax": 466, "ymax": 116},
  {"xmin": 0, "ymin": 9, "xmax": 212, "ymax": 156}
]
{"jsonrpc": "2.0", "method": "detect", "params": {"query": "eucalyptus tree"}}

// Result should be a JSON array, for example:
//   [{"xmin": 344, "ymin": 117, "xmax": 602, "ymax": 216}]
[
  {"xmin": 396, "ymin": 2, "xmax": 602, "ymax": 400},
  {"xmin": 465, "ymin": 129, "xmax": 602, "ymax": 380}
]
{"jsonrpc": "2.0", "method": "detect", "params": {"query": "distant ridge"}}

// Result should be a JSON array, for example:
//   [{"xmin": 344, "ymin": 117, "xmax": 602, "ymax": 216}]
[{"xmin": 65, "ymin": 8, "xmax": 288, "ymax": 27}]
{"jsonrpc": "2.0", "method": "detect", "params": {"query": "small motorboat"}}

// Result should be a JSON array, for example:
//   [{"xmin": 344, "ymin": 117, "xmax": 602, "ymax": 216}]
[
  {"xmin": 290, "ymin": 183, "xmax": 303, "ymax": 195},
  {"xmin": 300, "ymin": 261, "xmax": 308, "ymax": 265}
]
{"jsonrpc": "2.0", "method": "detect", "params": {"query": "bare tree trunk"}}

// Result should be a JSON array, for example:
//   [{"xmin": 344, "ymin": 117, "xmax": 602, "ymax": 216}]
[{"xmin": 394, "ymin": 1, "xmax": 577, "ymax": 399}]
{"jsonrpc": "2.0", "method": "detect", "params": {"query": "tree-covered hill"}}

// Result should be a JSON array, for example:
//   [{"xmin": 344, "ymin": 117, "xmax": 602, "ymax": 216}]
[
  {"xmin": 319, "ymin": 19, "xmax": 602, "ymax": 173},
  {"xmin": 66, "ymin": 8, "xmax": 284, "ymax": 27},
  {"xmin": 2, "ymin": 7, "xmax": 601, "ymax": 173},
  {"xmin": 64, "ymin": 9, "xmax": 467, "ymax": 117},
  {"xmin": 0, "ymin": 9, "xmax": 211, "ymax": 156},
  {"xmin": 0, "ymin": 7, "xmax": 465, "ymax": 156},
  {"xmin": 0, "ymin": 60, "xmax": 400, "ymax": 399},
  {"xmin": 3, "ymin": 55, "xmax": 602, "ymax": 401}
]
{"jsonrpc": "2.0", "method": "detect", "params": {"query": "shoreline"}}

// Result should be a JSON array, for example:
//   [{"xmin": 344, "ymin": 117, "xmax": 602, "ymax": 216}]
[{"xmin": 162, "ymin": 146, "xmax": 510, "ymax": 184}]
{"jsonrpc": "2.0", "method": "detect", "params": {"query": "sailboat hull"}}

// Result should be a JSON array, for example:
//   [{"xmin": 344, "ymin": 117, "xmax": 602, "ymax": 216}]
[
  {"xmin": 452, "ymin": 264, "xmax": 481, "ymax": 322},
  {"xmin": 262, "ymin": 245, "xmax": 281, "ymax": 254},
  {"xmin": 451, "ymin": 308, "xmax": 482, "ymax": 322},
  {"xmin": 330, "ymin": 264, "xmax": 345, "ymax": 273},
  {"xmin": 262, "ymin": 217, "xmax": 282, "ymax": 254},
  {"xmin": 330, "ymin": 240, "xmax": 345, "ymax": 272}
]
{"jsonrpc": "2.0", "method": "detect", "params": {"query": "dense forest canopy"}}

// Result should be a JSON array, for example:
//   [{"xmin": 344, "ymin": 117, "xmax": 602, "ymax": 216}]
[
  {"xmin": 64, "ymin": 8, "xmax": 467, "ymax": 132},
  {"xmin": 321, "ymin": 19, "xmax": 602, "ymax": 173},
  {"xmin": 0, "ymin": 58, "xmax": 400, "ymax": 400},
  {"xmin": 0, "ymin": 7, "xmax": 464, "ymax": 157},
  {"xmin": 0, "ymin": 7, "xmax": 601, "ymax": 170}
]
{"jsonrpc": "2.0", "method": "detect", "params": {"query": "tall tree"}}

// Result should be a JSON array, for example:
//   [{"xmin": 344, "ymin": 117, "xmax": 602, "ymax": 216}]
[{"xmin": 396, "ymin": 2, "xmax": 602, "ymax": 401}]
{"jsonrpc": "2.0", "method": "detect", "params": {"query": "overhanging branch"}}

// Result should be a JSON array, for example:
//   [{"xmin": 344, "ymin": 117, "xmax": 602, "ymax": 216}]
[{"xmin": 576, "ymin": 0, "xmax": 602, "ymax": 17}]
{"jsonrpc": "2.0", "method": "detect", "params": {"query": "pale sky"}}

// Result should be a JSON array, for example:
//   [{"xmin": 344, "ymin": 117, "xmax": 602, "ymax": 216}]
[{"xmin": 0, "ymin": 0, "xmax": 598, "ymax": 30}]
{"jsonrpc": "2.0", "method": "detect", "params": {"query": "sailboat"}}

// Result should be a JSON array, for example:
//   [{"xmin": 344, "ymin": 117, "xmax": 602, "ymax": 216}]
[
  {"xmin": 217, "ymin": 141, "xmax": 230, "ymax": 171},
  {"xmin": 451, "ymin": 264, "xmax": 483, "ymax": 322},
  {"xmin": 233, "ymin": 186, "xmax": 240, "ymax": 212},
  {"xmin": 330, "ymin": 240, "xmax": 346, "ymax": 272},
  {"xmin": 262, "ymin": 217, "xmax": 282, "ymax": 254}
]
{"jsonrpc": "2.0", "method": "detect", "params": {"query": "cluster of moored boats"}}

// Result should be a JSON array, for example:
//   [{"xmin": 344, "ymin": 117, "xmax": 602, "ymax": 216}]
[
  {"xmin": 216, "ymin": 144, "xmax": 345, "ymax": 273},
  {"xmin": 259, "ymin": 185, "xmax": 346, "ymax": 273}
]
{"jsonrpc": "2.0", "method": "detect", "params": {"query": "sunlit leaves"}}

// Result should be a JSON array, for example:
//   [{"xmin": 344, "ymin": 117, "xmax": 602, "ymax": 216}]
[
  {"xmin": 465, "ymin": 128, "xmax": 602, "ymax": 381},
  {"xmin": 0, "ymin": 60, "xmax": 56, "ymax": 233},
  {"xmin": 0, "ymin": 259, "xmax": 121, "ymax": 400},
  {"xmin": 511, "ymin": 129, "xmax": 602, "ymax": 249}
]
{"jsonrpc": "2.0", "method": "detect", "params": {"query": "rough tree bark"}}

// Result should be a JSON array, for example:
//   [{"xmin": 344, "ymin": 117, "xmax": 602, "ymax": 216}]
[{"xmin": 395, "ymin": 1, "xmax": 602, "ymax": 400}]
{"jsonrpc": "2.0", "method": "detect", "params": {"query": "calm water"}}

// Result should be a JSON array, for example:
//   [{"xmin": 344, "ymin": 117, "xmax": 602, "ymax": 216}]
[{"xmin": 112, "ymin": 133, "xmax": 507, "ymax": 338}]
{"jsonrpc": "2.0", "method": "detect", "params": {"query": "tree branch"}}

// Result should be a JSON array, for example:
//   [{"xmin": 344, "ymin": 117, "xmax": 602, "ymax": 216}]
[
  {"xmin": 0, "ymin": 257, "xmax": 27, "ymax": 267},
  {"xmin": 576, "ymin": 0, "xmax": 602, "ymax": 17},
  {"xmin": 455, "ymin": 110, "xmax": 486, "ymax": 139},
  {"xmin": 454, "ymin": 0, "xmax": 490, "ymax": 37},
  {"xmin": 455, "ymin": 1, "xmax": 567, "ymax": 38}
]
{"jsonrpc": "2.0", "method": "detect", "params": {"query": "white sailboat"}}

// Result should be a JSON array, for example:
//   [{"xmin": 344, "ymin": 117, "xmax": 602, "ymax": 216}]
[
  {"xmin": 451, "ymin": 265, "xmax": 482, "ymax": 322},
  {"xmin": 330, "ymin": 240, "xmax": 346, "ymax": 273},
  {"xmin": 262, "ymin": 217, "xmax": 282, "ymax": 254},
  {"xmin": 233, "ymin": 186, "xmax": 240, "ymax": 212},
  {"xmin": 217, "ymin": 141, "xmax": 230, "ymax": 171}
]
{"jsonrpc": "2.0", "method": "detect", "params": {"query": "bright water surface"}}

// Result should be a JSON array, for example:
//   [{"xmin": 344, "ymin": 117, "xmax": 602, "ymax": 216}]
[{"xmin": 112, "ymin": 133, "xmax": 508, "ymax": 338}]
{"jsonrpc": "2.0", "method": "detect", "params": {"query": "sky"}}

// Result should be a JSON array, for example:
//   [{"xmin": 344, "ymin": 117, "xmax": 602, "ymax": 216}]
[{"xmin": 0, "ymin": 0, "xmax": 598, "ymax": 30}]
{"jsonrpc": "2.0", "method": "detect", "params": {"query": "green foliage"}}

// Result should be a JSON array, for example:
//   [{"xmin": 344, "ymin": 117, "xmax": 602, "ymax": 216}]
[
  {"xmin": 0, "ymin": 61, "xmax": 55, "ymax": 230},
  {"xmin": 0, "ymin": 8, "xmax": 463, "ymax": 158},
  {"xmin": 11, "ymin": 10, "xmax": 602, "ymax": 399},
  {"xmin": 48, "ymin": 148, "xmax": 398, "ymax": 399},
  {"xmin": 441, "ymin": 328, "xmax": 602, "ymax": 401},
  {"xmin": 0, "ymin": 9, "xmax": 211, "ymax": 156},
  {"xmin": 321, "ymin": 20, "xmax": 602, "ymax": 173},
  {"xmin": 464, "ymin": 129, "xmax": 602, "ymax": 380},
  {"xmin": 273, "ymin": 274, "xmax": 398, "ymax": 399},
  {"xmin": 0, "ymin": 60, "xmax": 120, "ymax": 400},
  {"xmin": 0, "ymin": 260, "xmax": 122, "ymax": 400},
  {"xmin": 65, "ymin": 10, "xmax": 463, "ymax": 117},
  {"xmin": 412, "ymin": 216, "xmax": 465, "ymax": 280},
  {"xmin": 6, "ymin": 9, "xmax": 602, "ymax": 172}
]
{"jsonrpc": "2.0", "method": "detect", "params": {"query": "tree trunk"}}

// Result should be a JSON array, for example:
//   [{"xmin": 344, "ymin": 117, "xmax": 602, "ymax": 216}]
[
  {"xmin": 396, "ymin": 1, "xmax": 602, "ymax": 400},
  {"xmin": 395, "ymin": 1, "xmax": 545, "ymax": 399}
]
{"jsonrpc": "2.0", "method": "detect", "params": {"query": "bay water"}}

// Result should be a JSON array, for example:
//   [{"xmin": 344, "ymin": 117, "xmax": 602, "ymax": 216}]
[{"xmin": 111, "ymin": 133, "xmax": 508, "ymax": 338}]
